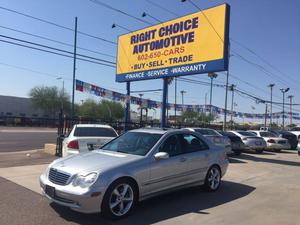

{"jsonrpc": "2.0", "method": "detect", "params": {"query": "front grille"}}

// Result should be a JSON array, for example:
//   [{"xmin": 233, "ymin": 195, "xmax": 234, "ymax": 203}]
[
  {"xmin": 278, "ymin": 140, "xmax": 286, "ymax": 144},
  {"xmin": 49, "ymin": 168, "xmax": 70, "ymax": 186}
]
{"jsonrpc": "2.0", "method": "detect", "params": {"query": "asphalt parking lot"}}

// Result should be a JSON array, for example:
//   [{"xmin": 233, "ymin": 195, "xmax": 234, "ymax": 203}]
[{"xmin": 0, "ymin": 150, "xmax": 299, "ymax": 225}]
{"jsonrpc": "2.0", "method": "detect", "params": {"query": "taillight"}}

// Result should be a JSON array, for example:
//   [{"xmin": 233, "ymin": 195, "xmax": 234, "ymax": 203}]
[
  {"xmin": 67, "ymin": 140, "xmax": 79, "ymax": 149},
  {"xmin": 267, "ymin": 139, "xmax": 275, "ymax": 143}
]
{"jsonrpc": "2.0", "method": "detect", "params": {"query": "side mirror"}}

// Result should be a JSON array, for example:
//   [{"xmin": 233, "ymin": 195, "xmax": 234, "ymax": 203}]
[{"xmin": 154, "ymin": 152, "xmax": 169, "ymax": 160}]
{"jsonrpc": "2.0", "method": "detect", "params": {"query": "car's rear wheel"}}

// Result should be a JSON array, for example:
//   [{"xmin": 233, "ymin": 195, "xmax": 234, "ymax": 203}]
[
  {"xmin": 204, "ymin": 166, "xmax": 221, "ymax": 192},
  {"xmin": 101, "ymin": 179, "xmax": 137, "ymax": 219},
  {"xmin": 233, "ymin": 150, "xmax": 241, "ymax": 156},
  {"xmin": 256, "ymin": 149, "xmax": 263, "ymax": 154}
]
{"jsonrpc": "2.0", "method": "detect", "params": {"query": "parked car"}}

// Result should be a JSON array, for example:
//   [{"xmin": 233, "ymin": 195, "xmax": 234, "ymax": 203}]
[
  {"xmin": 62, "ymin": 124, "xmax": 118, "ymax": 157},
  {"xmin": 218, "ymin": 131, "xmax": 245, "ymax": 155},
  {"xmin": 269, "ymin": 130, "xmax": 298, "ymax": 150},
  {"xmin": 229, "ymin": 131, "xmax": 266, "ymax": 153},
  {"xmin": 297, "ymin": 141, "xmax": 300, "ymax": 155},
  {"xmin": 248, "ymin": 130, "xmax": 290, "ymax": 151},
  {"xmin": 288, "ymin": 127, "xmax": 300, "ymax": 140},
  {"xmin": 40, "ymin": 128, "xmax": 229, "ymax": 219},
  {"xmin": 185, "ymin": 128, "xmax": 232, "ymax": 154}
]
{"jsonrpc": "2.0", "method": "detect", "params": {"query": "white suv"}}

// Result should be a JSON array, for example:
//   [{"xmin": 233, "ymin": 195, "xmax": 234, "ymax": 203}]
[{"xmin": 62, "ymin": 124, "xmax": 118, "ymax": 157}]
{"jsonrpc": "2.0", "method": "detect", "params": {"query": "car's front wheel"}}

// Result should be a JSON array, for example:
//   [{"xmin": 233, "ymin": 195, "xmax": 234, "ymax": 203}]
[
  {"xmin": 101, "ymin": 179, "xmax": 137, "ymax": 219},
  {"xmin": 204, "ymin": 166, "xmax": 221, "ymax": 192}
]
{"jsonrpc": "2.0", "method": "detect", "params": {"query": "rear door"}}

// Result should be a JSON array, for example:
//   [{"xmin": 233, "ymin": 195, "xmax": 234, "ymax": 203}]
[{"xmin": 181, "ymin": 133, "xmax": 210, "ymax": 183}]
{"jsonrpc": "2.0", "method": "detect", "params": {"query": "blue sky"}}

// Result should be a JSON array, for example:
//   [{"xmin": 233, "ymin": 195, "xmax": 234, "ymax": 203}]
[{"xmin": 0, "ymin": 0, "xmax": 299, "ymax": 120}]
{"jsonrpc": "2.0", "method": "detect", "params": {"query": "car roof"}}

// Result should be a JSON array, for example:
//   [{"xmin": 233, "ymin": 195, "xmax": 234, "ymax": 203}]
[
  {"xmin": 128, "ymin": 128, "xmax": 173, "ymax": 134},
  {"xmin": 75, "ymin": 124, "xmax": 113, "ymax": 128}
]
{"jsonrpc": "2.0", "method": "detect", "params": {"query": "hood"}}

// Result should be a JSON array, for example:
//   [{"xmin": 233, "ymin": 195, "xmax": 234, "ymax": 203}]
[{"xmin": 51, "ymin": 150, "xmax": 142, "ymax": 175}]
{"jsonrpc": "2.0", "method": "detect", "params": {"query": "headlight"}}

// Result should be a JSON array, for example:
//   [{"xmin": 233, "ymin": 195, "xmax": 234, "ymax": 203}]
[{"xmin": 72, "ymin": 172, "xmax": 98, "ymax": 188}]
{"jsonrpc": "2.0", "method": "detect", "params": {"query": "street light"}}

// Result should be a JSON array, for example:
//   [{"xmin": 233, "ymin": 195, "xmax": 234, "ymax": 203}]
[
  {"xmin": 208, "ymin": 72, "xmax": 218, "ymax": 114},
  {"xmin": 287, "ymin": 95, "xmax": 294, "ymax": 125},
  {"xmin": 268, "ymin": 84, "xmax": 275, "ymax": 125},
  {"xmin": 229, "ymin": 84, "xmax": 236, "ymax": 129},
  {"xmin": 111, "ymin": 23, "xmax": 131, "ymax": 32},
  {"xmin": 56, "ymin": 77, "xmax": 65, "ymax": 113},
  {"xmin": 180, "ymin": 90, "xmax": 186, "ymax": 105},
  {"xmin": 280, "ymin": 88, "xmax": 290, "ymax": 129},
  {"xmin": 139, "ymin": 94, "xmax": 144, "ymax": 125}
]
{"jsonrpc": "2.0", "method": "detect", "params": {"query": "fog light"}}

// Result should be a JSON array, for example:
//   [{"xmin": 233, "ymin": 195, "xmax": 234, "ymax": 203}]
[{"xmin": 91, "ymin": 192, "xmax": 101, "ymax": 197}]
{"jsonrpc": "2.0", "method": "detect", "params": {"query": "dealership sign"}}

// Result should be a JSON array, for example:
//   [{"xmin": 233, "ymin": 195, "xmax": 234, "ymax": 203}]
[{"xmin": 116, "ymin": 4, "xmax": 230, "ymax": 82}]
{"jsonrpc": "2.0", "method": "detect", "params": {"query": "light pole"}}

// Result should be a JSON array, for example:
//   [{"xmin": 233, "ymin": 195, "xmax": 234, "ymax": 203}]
[
  {"xmin": 230, "ymin": 84, "xmax": 236, "ymax": 129},
  {"xmin": 139, "ymin": 94, "xmax": 143, "ymax": 125},
  {"xmin": 208, "ymin": 72, "xmax": 218, "ymax": 114},
  {"xmin": 280, "ymin": 88, "xmax": 290, "ymax": 129},
  {"xmin": 180, "ymin": 90, "xmax": 186, "ymax": 105},
  {"xmin": 180, "ymin": 90, "xmax": 186, "ymax": 124},
  {"xmin": 268, "ymin": 84, "xmax": 275, "ymax": 125},
  {"xmin": 287, "ymin": 95, "xmax": 294, "ymax": 125}
]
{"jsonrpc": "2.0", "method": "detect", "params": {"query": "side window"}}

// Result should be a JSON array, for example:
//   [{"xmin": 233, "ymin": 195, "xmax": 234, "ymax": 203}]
[
  {"xmin": 182, "ymin": 134, "xmax": 209, "ymax": 153},
  {"xmin": 160, "ymin": 135, "xmax": 183, "ymax": 157}
]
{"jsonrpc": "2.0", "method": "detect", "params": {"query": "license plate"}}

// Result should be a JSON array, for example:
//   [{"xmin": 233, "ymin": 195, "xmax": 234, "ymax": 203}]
[
  {"xmin": 255, "ymin": 141, "xmax": 262, "ymax": 145},
  {"xmin": 45, "ymin": 185, "xmax": 55, "ymax": 198},
  {"xmin": 87, "ymin": 143, "xmax": 102, "ymax": 150}
]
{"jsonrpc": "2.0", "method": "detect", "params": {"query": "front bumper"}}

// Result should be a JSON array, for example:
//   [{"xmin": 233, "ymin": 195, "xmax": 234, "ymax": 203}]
[{"xmin": 40, "ymin": 173, "xmax": 105, "ymax": 213}]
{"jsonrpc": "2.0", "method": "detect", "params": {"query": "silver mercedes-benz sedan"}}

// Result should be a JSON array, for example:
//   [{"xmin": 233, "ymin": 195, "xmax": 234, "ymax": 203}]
[{"xmin": 40, "ymin": 128, "xmax": 229, "ymax": 219}]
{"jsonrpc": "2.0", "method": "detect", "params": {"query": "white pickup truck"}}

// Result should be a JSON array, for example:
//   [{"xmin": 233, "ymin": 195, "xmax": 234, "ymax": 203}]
[
  {"xmin": 62, "ymin": 124, "xmax": 118, "ymax": 157},
  {"xmin": 289, "ymin": 127, "xmax": 300, "ymax": 140}
]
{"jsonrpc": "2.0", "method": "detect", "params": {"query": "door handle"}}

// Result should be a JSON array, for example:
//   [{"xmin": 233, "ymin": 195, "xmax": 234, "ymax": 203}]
[{"xmin": 180, "ymin": 157, "xmax": 187, "ymax": 162}]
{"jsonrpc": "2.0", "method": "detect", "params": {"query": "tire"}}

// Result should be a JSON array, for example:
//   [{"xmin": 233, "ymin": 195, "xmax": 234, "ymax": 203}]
[
  {"xmin": 256, "ymin": 149, "xmax": 263, "ymax": 154},
  {"xmin": 298, "ymin": 151, "xmax": 300, "ymax": 156},
  {"xmin": 204, "ymin": 166, "xmax": 221, "ymax": 192},
  {"xmin": 233, "ymin": 150, "xmax": 241, "ymax": 156},
  {"xmin": 101, "ymin": 178, "xmax": 138, "ymax": 220}
]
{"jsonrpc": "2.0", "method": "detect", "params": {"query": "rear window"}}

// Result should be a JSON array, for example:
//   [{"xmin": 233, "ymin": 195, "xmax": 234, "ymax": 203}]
[
  {"xmin": 259, "ymin": 132, "xmax": 277, "ymax": 137},
  {"xmin": 195, "ymin": 129, "xmax": 219, "ymax": 136},
  {"xmin": 74, "ymin": 127, "xmax": 117, "ymax": 137},
  {"xmin": 237, "ymin": 131, "xmax": 256, "ymax": 137}
]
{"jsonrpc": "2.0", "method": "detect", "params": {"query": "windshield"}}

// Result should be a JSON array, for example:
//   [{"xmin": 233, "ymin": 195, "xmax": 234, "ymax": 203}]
[
  {"xmin": 101, "ymin": 132, "xmax": 162, "ymax": 156},
  {"xmin": 237, "ymin": 131, "xmax": 256, "ymax": 137},
  {"xmin": 259, "ymin": 132, "xmax": 277, "ymax": 137},
  {"xmin": 195, "ymin": 129, "xmax": 219, "ymax": 136},
  {"xmin": 74, "ymin": 127, "xmax": 117, "ymax": 137}
]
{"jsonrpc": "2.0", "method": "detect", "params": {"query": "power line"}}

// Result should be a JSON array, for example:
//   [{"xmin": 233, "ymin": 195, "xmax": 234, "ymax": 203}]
[
  {"xmin": 0, "ymin": 25, "xmax": 116, "ymax": 58},
  {"xmin": 0, "ymin": 34, "xmax": 116, "ymax": 65},
  {"xmin": 0, "ymin": 5, "xmax": 116, "ymax": 45},
  {"xmin": 231, "ymin": 38, "xmax": 299, "ymax": 85},
  {"xmin": 88, "ymin": 0, "xmax": 153, "ymax": 25},
  {"xmin": 0, "ymin": 39, "xmax": 116, "ymax": 68},
  {"xmin": 144, "ymin": 0, "xmax": 180, "ymax": 17}
]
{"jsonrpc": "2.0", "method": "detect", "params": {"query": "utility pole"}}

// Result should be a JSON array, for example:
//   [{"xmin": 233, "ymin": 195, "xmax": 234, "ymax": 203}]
[
  {"xmin": 230, "ymin": 84, "xmax": 236, "ymax": 129},
  {"xmin": 287, "ymin": 95, "xmax": 294, "ymax": 125},
  {"xmin": 71, "ymin": 17, "xmax": 78, "ymax": 125},
  {"xmin": 139, "ymin": 93, "xmax": 143, "ymax": 126},
  {"xmin": 180, "ymin": 90, "xmax": 186, "ymax": 105},
  {"xmin": 280, "ymin": 88, "xmax": 290, "ymax": 130},
  {"xmin": 223, "ymin": 71, "xmax": 229, "ymax": 131},
  {"xmin": 208, "ymin": 72, "xmax": 218, "ymax": 114},
  {"xmin": 268, "ymin": 84, "xmax": 275, "ymax": 125},
  {"xmin": 180, "ymin": 90, "xmax": 186, "ymax": 124},
  {"xmin": 264, "ymin": 103, "xmax": 268, "ymax": 129}
]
